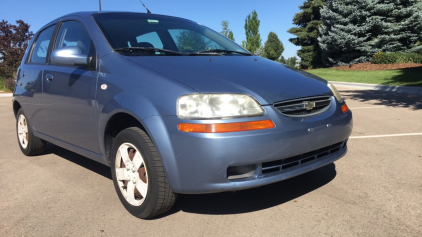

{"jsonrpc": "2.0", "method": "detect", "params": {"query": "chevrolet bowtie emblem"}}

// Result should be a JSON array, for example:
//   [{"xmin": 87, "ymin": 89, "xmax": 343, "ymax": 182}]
[{"xmin": 302, "ymin": 101, "xmax": 316, "ymax": 110}]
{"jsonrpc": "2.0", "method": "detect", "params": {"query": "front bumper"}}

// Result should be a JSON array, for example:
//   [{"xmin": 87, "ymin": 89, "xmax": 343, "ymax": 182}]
[{"xmin": 143, "ymin": 97, "xmax": 353, "ymax": 194}]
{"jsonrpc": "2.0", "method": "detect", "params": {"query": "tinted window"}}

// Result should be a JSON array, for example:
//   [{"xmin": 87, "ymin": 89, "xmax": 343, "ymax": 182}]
[
  {"xmin": 168, "ymin": 29, "xmax": 223, "ymax": 53},
  {"xmin": 55, "ymin": 21, "xmax": 91, "ymax": 54},
  {"xmin": 93, "ymin": 13, "xmax": 248, "ymax": 54},
  {"xmin": 136, "ymin": 31, "xmax": 163, "ymax": 49},
  {"xmin": 30, "ymin": 25, "xmax": 55, "ymax": 63}
]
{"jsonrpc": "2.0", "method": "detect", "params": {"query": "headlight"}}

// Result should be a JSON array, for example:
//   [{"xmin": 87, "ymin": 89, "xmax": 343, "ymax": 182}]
[
  {"xmin": 177, "ymin": 94, "xmax": 264, "ymax": 119},
  {"xmin": 327, "ymin": 83, "xmax": 343, "ymax": 103}
]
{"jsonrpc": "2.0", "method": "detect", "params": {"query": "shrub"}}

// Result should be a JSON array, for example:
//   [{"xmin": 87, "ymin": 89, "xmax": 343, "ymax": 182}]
[
  {"xmin": 372, "ymin": 52, "xmax": 422, "ymax": 64},
  {"xmin": 4, "ymin": 78, "xmax": 16, "ymax": 91}
]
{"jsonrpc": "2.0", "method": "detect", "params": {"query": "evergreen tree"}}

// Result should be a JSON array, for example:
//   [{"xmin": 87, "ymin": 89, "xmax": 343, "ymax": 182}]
[
  {"xmin": 220, "ymin": 21, "xmax": 235, "ymax": 41},
  {"xmin": 319, "ymin": 0, "xmax": 422, "ymax": 66},
  {"xmin": 288, "ymin": 0, "xmax": 326, "ymax": 68},
  {"xmin": 244, "ymin": 10, "xmax": 262, "ymax": 53},
  {"xmin": 318, "ymin": 0, "xmax": 374, "ymax": 66},
  {"xmin": 264, "ymin": 32, "xmax": 284, "ymax": 61},
  {"xmin": 371, "ymin": 0, "xmax": 422, "ymax": 53}
]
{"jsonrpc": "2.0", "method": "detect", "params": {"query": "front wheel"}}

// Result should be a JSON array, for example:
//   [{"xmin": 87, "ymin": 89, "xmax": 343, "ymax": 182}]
[{"xmin": 111, "ymin": 127, "xmax": 176, "ymax": 219}]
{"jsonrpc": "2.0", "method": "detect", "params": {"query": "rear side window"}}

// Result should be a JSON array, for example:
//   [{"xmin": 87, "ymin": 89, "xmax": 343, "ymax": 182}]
[
  {"xmin": 30, "ymin": 25, "xmax": 55, "ymax": 63},
  {"xmin": 55, "ymin": 21, "xmax": 91, "ymax": 54}
]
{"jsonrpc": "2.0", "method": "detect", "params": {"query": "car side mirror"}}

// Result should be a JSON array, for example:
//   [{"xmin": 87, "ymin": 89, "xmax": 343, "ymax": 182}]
[{"xmin": 50, "ymin": 46, "xmax": 90, "ymax": 68}]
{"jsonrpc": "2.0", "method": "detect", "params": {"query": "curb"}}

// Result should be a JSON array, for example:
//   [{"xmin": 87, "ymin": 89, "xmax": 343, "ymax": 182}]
[
  {"xmin": 0, "ymin": 93, "xmax": 13, "ymax": 97},
  {"xmin": 329, "ymin": 81, "xmax": 422, "ymax": 95}
]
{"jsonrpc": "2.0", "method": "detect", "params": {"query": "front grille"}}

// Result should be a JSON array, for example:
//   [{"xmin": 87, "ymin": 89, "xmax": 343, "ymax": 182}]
[
  {"xmin": 261, "ymin": 140, "xmax": 347, "ymax": 174},
  {"xmin": 274, "ymin": 96, "xmax": 332, "ymax": 117}
]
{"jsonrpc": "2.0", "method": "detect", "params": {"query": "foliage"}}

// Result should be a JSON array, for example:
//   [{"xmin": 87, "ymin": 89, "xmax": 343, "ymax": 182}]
[
  {"xmin": 286, "ymin": 56, "xmax": 298, "ymax": 67},
  {"xmin": 244, "ymin": 10, "xmax": 262, "ymax": 53},
  {"xmin": 319, "ymin": 0, "xmax": 422, "ymax": 67},
  {"xmin": 264, "ymin": 32, "xmax": 284, "ymax": 61},
  {"xmin": 371, "ymin": 52, "xmax": 422, "ymax": 64},
  {"xmin": 254, "ymin": 45, "xmax": 265, "ymax": 57},
  {"xmin": 227, "ymin": 31, "xmax": 234, "ymax": 41},
  {"xmin": 4, "ymin": 77, "xmax": 15, "ymax": 91},
  {"xmin": 278, "ymin": 56, "xmax": 287, "ymax": 64},
  {"xmin": 288, "ymin": 0, "xmax": 326, "ymax": 68},
  {"xmin": 176, "ymin": 30, "xmax": 211, "ymax": 52},
  {"xmin": 0, "ymin": 19, "xmax": 33, "ymax": 78},
  {"xmin": 307, "ymin": 68, "xmax": 422, "ymax": 87},
  {"xmin": 220, "ymin": 21, "xmax": 235, "ymax": 41}
]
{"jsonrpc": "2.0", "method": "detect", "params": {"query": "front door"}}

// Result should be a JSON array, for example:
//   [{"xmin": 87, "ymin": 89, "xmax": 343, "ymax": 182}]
[{"xmin": 40, "ymin": 20, "xmax": 100, "ymax": 154}]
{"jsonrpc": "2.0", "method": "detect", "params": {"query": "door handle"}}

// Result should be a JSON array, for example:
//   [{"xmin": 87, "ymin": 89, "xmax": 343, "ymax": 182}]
[{"xmin": 46, "ymin": 74, "xmax": 53, "ymax": 81}]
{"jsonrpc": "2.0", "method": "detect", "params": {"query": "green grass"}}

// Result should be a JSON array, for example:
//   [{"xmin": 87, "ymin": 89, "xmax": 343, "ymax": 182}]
[
  {"xmin": 0, "ymin": 75, "xmax": 10, "ymax": 92},
  {"xmin": 307, "ymin": 68, "xmax": 422, "ymax": 87}
]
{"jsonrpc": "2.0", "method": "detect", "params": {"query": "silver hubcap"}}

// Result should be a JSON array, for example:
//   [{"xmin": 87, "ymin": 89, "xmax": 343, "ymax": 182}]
[
  {"xmin": 17, "ymin": 114, "xmax": 29, "ymax": 149},
  {"xmin": 115, "ymin": 143, "xmax": 148, "ymax": 206}
]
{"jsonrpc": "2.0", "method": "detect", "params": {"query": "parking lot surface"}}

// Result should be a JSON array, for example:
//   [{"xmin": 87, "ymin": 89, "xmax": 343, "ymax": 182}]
[{"xmin": 0, "ymin": 87, "xmax": 421, "ymax": 236}]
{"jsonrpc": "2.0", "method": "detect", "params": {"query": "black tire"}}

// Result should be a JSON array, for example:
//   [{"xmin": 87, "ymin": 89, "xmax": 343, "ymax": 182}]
[
  {"xmin": 16, "ymin": 108, "xmax": 46, "ymax": 156},
  {"xmin": 111, "ymin": 127, "xmax": 176, "ymax": 219}
]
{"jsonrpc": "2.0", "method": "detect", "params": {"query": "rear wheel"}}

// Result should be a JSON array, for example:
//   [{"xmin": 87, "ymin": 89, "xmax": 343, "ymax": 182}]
[
  {"xmin": 16, "ymin": 109, "xmax": 46, "ymax": 156},
  {"xmin": 111, "ymin": 127, "xmax": 176, "ymax": 219}
]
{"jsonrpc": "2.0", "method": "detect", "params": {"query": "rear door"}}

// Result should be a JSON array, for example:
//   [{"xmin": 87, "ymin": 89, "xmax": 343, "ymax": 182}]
[
  {"xmin": 39, "ymin": 19, "xmax": 101, "ymax": 154},
  {"xmin": 17, "ymin": 24, "xmax": 57, "ymax": 130}
]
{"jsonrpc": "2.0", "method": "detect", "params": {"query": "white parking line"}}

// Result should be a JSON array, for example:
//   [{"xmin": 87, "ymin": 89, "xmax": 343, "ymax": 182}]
[{"xmin": 350, "ymin": 133, "xmax": 422, "ymax": 139}]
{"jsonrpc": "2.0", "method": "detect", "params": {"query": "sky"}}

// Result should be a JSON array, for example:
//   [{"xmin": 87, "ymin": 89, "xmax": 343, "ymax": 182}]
[{"xmin": 0, "ymin": 0, "xmax": 303, "ymax": 59}]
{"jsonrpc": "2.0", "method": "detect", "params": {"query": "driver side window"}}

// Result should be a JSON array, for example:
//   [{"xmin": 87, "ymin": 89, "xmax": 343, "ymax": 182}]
[{"xmin": 55, "ymin": 21, "xmax": 91, "ymax": 54}]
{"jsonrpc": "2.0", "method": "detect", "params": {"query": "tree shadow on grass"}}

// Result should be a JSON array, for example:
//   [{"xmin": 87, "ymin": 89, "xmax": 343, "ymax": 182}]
[
  {"xmin": 384, "ymin": 67, "xmax": 422, "ymax": 87},
  {"xmin": 341, "ymin": 89, "xmax": 422, "ymax": 110},
  {"xmin": 154, "ymin": 163, "xmax": 337, "ymax": 218}
]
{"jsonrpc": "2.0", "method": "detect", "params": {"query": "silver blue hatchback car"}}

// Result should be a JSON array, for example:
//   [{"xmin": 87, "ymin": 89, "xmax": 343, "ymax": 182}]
[{"xmin": 13, "ymin": 12, "xmax": 353, "ymax": 218}]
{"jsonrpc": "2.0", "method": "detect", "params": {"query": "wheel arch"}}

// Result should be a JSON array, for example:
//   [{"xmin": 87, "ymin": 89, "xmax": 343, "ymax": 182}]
[
  {"xmin": 13, "ymin": 100, "xmax": 22, "ymax": 118},
  {"xmin": 102, "ymin": 111, "xmax": 149, "ymax": 164}
]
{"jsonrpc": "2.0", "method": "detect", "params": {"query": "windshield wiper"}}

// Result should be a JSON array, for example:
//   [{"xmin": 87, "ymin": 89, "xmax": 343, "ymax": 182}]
[
  {"xmin": 193, "ymin": 49, "xmax": 253, "ymax": 56},
  {"xmin": 114, "ymin": 47, "xmax": 182, "ymax": 56}
]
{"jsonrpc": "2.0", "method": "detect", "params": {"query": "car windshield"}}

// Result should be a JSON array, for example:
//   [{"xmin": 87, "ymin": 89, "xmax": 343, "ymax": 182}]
[{"xmin": 93, "ymin": 13, "xmax": 251, "ymax": 56}]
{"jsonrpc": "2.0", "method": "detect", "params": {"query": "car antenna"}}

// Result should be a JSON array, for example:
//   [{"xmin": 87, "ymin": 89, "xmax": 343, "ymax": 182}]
[
  {"xmin": 138, "ymin": 0, "xmax": 151, "ymax": 14},
  {"xmin": 99, "ymin": 0, "xmax": 102, "ymax": 11}
]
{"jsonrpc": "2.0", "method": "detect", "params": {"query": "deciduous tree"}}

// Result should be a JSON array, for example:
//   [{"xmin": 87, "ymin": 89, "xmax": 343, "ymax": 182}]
[
  {"xmin": 220, "ymin": 21, "xmax": 235, "ymax": 41},
  {"xmin": 244, "ymin": 10, "xmax": 261, "ymax": 53},
  {"xmin": 0, "ymin": 20, "xmax": 33, "ymax": 78},
  {"xmin": 264, "ymin": 32, "xmax": 284, "ymax": 61}
]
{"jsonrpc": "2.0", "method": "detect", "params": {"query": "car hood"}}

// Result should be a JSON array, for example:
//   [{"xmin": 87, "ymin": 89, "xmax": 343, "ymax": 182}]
[{"xmin": 128, "ymin": 56, "xmax": 331, "ymax": 105}]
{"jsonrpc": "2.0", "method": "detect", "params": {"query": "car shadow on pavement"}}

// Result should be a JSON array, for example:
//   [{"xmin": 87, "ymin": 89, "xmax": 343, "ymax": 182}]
[
  {"xmin": 43, "ymin": 143, "xmax": 337, "ymax": 218},
  {"xmin": 44, "ymin": 143, "xmax": 112, "ymax": 180},
  {"xmin": 342, "ymin": 90, "xmax": 422, "ymax": 110},
  {"xmin": 154, "ymin": 163, "xmax": 337, "ymax": 218}
]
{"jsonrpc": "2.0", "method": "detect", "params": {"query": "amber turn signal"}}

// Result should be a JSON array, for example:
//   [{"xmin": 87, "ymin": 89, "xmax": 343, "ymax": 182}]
[
  {"xmin": 178, "ymin": 120, "xmax": 275, "ymax": 133},
  {"xmin": 341, "ymin": 104, "xmax": 349, "ymax": 113}
]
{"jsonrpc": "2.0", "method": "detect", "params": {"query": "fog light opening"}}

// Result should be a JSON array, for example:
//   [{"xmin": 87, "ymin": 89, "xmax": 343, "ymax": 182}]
[{"xmin": 227, "ymin": 165, "xmax": 255, "ymax": 180}]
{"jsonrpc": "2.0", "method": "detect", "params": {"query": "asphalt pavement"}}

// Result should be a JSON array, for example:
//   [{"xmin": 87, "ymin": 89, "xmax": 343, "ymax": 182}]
[{"xmin": 0, "ymin": 87, "xmax": 421, "ymax": 236}]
